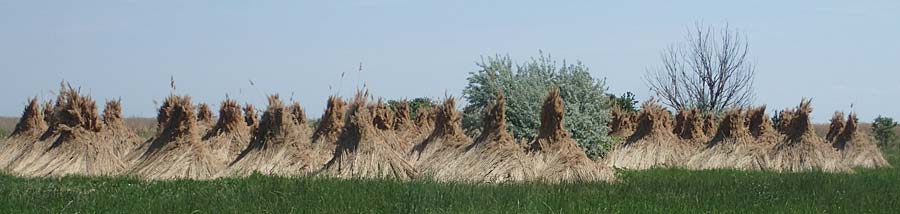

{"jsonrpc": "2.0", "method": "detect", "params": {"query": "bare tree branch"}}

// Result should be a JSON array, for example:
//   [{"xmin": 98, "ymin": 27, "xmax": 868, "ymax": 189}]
[{"xmin": 645, "ymin": 23, "xmax": 755, "ymax": 113}]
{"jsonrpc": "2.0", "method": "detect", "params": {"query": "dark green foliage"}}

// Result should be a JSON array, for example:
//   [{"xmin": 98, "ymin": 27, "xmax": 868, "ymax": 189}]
[
  {"xmin": 872, "ymin": 116, "xmax": 898, "ymax": 148},
  {"xmin": 608, "ymin": 92, "xmax": 639, "ymax": 112},
  {"xmin": 772, "ymin": 109, "xmax": 783, "ymax": 130},
  {"xmin": 0, "ymin": 148, "xmax": 897, "ymax": 213},
  {"xmin": 462, "ymin": 53, "xmax": 613, "ymax": 159},
  {"xmin": 388, "ymin": 97, "xmax": 436, "ymax": 120},
  {"xmin": 0, "ymin": 128, "xmax": 8, "ymax": 139}
]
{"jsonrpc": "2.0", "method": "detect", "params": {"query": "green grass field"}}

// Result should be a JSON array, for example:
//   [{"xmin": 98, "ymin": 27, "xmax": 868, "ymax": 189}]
[{"xmin": 1, "ymin": 147, "xmax": 898, "ymax": 213}]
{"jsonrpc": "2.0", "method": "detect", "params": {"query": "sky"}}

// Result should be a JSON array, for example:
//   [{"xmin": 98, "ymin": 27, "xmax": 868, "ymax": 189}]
[{"xmin": 1, "ymin": 0, "xmax": 898, "ymax": 123}]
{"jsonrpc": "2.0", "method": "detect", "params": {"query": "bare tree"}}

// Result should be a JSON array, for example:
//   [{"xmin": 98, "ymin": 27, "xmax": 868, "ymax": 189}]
[{"xmin": 646, "ymin": 23, "xmax": 755, "ymax": 113}]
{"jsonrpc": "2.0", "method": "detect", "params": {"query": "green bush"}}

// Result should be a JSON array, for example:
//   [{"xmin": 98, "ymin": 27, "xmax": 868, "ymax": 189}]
[
  {"xmin": 608, "ymin": 92, "xmax": 639, "ymax": 112},
  {"xmin": 388, "ymin": 97, "xmax": 436, "ymax": 120},
  {"xmin": 872, "ymin": 116, "xmax": 898, "ymax": 148},
  {"xmin": 771, "ymin": 110, "xmax": 783, "ymax": 130},
  {"xmin": 462, "ymin": 53, "xmax": 613, "ymax": 159},
  {"xmin": 0, "ymin": 128, "xmax": 8, "ymax": 139}
]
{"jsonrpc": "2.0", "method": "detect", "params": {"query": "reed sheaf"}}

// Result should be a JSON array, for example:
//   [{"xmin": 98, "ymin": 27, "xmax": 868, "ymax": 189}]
[{"xmin": 0, "ymin": 83, "xmax": 890, "ymax": 182}]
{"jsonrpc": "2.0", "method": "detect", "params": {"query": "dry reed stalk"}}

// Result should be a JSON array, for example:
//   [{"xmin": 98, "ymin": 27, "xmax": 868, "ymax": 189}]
[
  {"xmin": 197, "ymin": 103, "xmax": 214, "ymax": 125},
  {"xmin": 831, "ymin": 113, "xmax": 890, "ymax": 168},
  {"xmin": 826, "ymin": 111, "xmax": 845, "ymax": 143},
  {"xmin": 11, "ymin": 98, "xmax": 47, "ymax": 137},
  {"xmin": 129, "ymin": 95, "xmax": 223, "ymax": 179},
  {"xmin": 243, "ymin": 103, "xmax": 259, "ymax": 130},
  {"xmin": 609, "ymin": 105, "xmax": 636, "ymax": 138},
  {"xmin": 289, "ymin": 102, "xmax": 307, "ymax": 126},
  {"xmin": 414, "ymin": 106, "xmax": 437, "ymax": 134},
  {"xmin": 409, "ymin": 96, "xmax": 471, "ymax": 178},
  {"xmin": 747, "ymin": 106, "xmax": 775, "ymax": 139},
  {"xmin": 747, "ymin": 106, "xmax": 782, "ymax": 160},
  {"xmin": 224, "ymin": 95, "xmax": 322, "ymax": 177},
  {"xmin": 776, "ymin": 109, "xmax": 795, "ymax": 135},
  {"xmin": 196, "ymin": 103, "xmax": 215, "ymax": 135},
  {"xmin": 701, "ymin": 113, "xmax": 718, "ymax": 139},
  {"xmin": 368, "ymin": 99, "xmax": 414, "ymax": 155},
  {"xmin": 392, "ymin": 101, "xmax": 414, "ymax": 132},
  {"xmin": 673, "ymin": 108, "xmax": 708, "ymax": 143},
  {"xmin": 322, "ymin": 91, "xmax": 418, "ymax": 180},
  {"xmin": 202, "ymin": 99, "xmax": 252, "ymax": 167},
  {"xmin": 392, "ymin": 101, "xmax": 423, "ymax": 153},
  {"xmin": 100, "ymin": 99, "xmax": 143, "ymax": 160},
  {"xmin": 41, "ymin": 100, "xmax": 53, "ymax": 125},
  {"xmin": 687, "ymin": 108, "xmax": 769, "ymax": 170},
  {"xmin": 435, "ymin": 93, "xmax": 535, "ymax": 183},
  {"xmin": 11, "ymin": 84, "xmax": 127, "ymax": 177},
  {"xmin": 605, "ymin": 99, "xmax": 695, "ymax": 169},
  {"xmin": 528, "ymin": 89, "xmax": 615, "ymax": 183},
  {"xmin": 371, "ymin": 99, "xmax": 394, "ymax": 130},
  {"xmin": 765, "ymin": 99, "xmax": 851, "ymax": 173},
  {"xmin": 311, "ymin": 96, "xmax": 347, "ymax": 155},
  {"xmin": 0, "ymin": 98, "xmax": 48, "ymax": 169}
]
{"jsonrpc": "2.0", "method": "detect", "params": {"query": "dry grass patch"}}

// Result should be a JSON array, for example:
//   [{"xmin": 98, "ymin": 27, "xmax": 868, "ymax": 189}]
[
  {"xmin": 528, "ymin": 89, "xmax": 615, "ymax": 183},
  {"xmin": 224, "ymin": 95, "xmax": 322, "ymax": 177},
  {"xmin": 766, "ymin": 99, "xmax": 851, "ymax": 173},
  {"xmin": 605, "ymin": 100, "xmax": 695, "ymax": 169},
  {"xmin": 322, "ymin": 91, "xmax": 418, "ymax": 180},
  {"xmin": 11, "ymin": 84, "xmax": 127, "ymax": 177},
  {"xmin": 831, "ymin": 113, "xmax": 890, "ymax": 168},
  {"xmin": 128, "ymin": 95, "xmax": 223, "ymax": 179}
]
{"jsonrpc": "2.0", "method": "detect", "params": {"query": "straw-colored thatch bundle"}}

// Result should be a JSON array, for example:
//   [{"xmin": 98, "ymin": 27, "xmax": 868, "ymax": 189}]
[
  {"xmin": 243, "ymin": 103, "xmax": 259, "ymax": 131},
  {"xmin": 701, "ymin": 113, "xmax": 718, "ymax": 138},
  {"xmin": 746, "ymin": 106, "xmax": 779, "ymax": 143},
  {"xmin": 311, "ymin": 96, "xmax": 347, "ymax": 159},
  {"xmin": 609, "ymin": 106, "xmax": 636, "ymax": 138},
  {"xmin": 203, "ymin": 99, "xmax": 252, "ymax": 166},
  {"xmin": 100, "ymin": 99, "xmax": 144, "ymax": 158},
  {"xmin": 12, "ymin": 98, "xmax": 48, "ymax": 138},
  {"xmin": 196, "ymin": 103, "xmax": 215, "ymax": 136},
  {"xmin": 289, "ymin": 102, "xmax": 306, "ymax": 126},
  {"xmin": 826, "ymin": 112, "xmax": 845, "ymax": 143},
  {"xmin": 414, "ymin": 106, "xmax": 437, "ymax": 135},
  {"xmin": 128, "ymin": 95, "xmax": 223, "ymax": 179},
  {"xmin": 766, "ymin": 100, "xmax": 851, "ymax": 173},
  {"xmin": 392, "ymin": 101, "xmax": 414, "ymax": 132},
  {"xmin": 197, "ymin": 103, "xmax": 214, "ymax": 125},
  {"xmin": 688, "ymin": 109, "xmax": 769, "ymax": 170},
  {"xmin": 4, "ymin": 97, "xmax": 57, "ymax": 172},
  {"xmin": 224, "ymin": 95, "xmax": 322, "ymax": 177},
  {"xmin": 409, "ymin": 97, "xmax": 471, "ymax": 178},
  {"xmin": 528, "ymin": 89, "xmax": 615, "ymax": 182},
  {"xmin": 748, "ymin": 105, "xmax": 782, "ymax": 164},
  {"xmin": 391, "ymin": 101, "xmax": 425, "ymax": 153},
  {"xmin": 0, "ymin": 98, "xmax": 47, "ymax": 169},
  {"xmin": 673, "ymin": 108, "xmax": 709, "ymax": 144},
  {"xmin": 369, "ymin": 99, "xmax": 413, "ymax": 154},
  {"xmin": 321, "ymin": 92, "xmax": 418, "ymax": 180},
  {"xmin": 605, "ymin": 100, "xmax": 694, "ymax": 169},
  {"xmin": 370, "ymin": 99, "xmax": 394, "ymax": 130},
  {"xmin": 41, "ymin": 100, "xmax": 54, "ymax": 126},
  {"xmin": 439, "ymin": 93, "xmax": 535, "ymax": 183},
  {"xmin": 11, "ymin": 85, "xmax": 128, "ymax": 177},
  {"xmin": 831, "ymin": 113, "xmax": 890, "ymax": 168}
]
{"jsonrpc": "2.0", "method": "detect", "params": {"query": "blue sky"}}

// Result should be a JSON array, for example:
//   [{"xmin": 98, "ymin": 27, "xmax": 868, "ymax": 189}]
[{"xmin": 1, "ymin": 0, "xmax": 898, "ymax": 122}]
